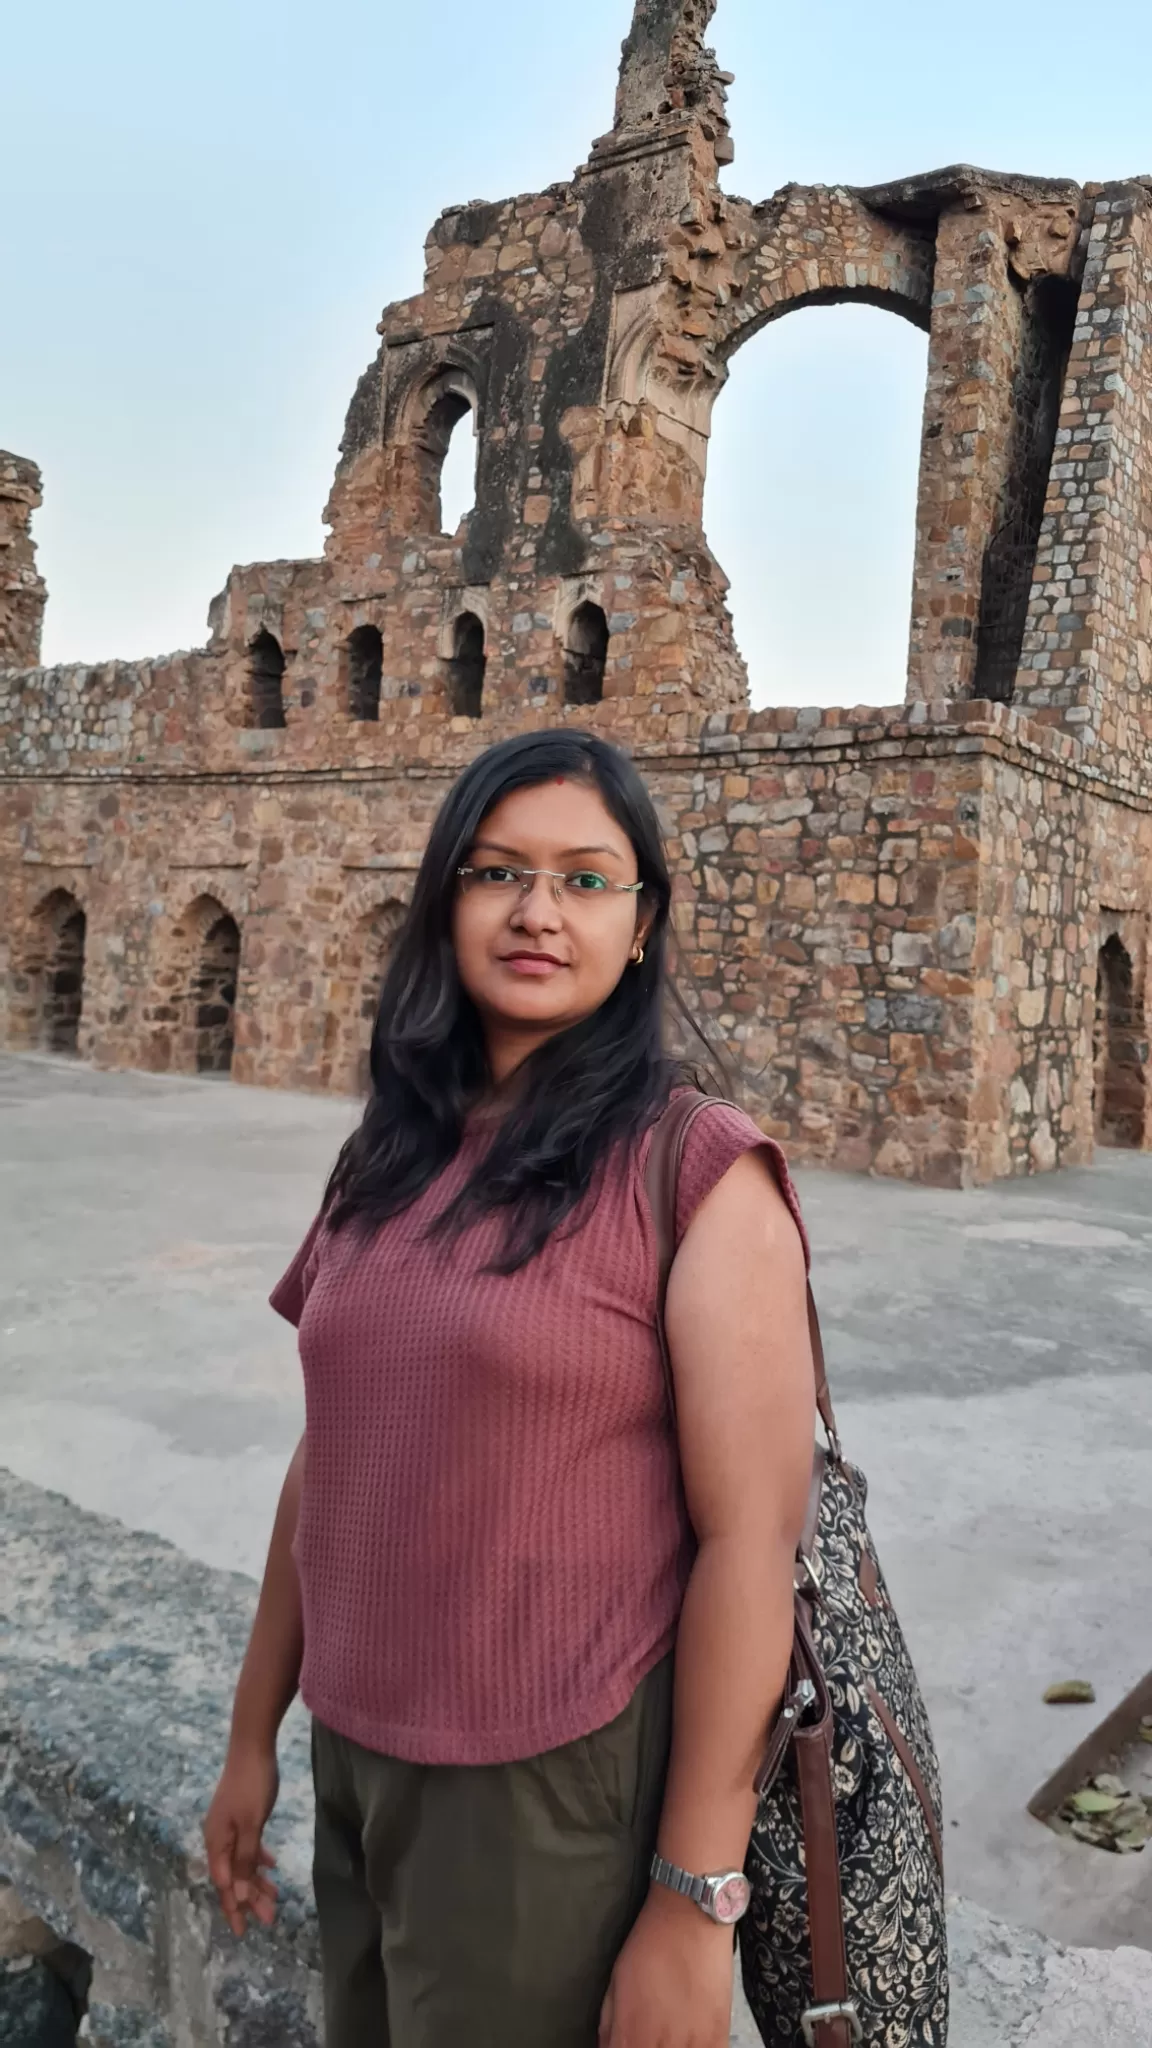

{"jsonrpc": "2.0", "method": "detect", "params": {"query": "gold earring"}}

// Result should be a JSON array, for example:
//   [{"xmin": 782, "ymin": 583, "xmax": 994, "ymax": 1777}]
[{"xmin": 631, "ymin": 941, "xmax": 645, "ymax": 966}]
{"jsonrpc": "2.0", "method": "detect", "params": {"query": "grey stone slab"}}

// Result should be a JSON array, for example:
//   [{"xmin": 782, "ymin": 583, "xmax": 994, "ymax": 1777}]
[{"xmin": 0, "ymin": 1467, "xmax": 320, "ymax": 2044}]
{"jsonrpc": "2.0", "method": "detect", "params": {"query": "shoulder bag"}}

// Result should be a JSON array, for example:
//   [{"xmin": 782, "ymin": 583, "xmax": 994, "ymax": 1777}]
[{"xmin": 646, "ymin": 1092, "xmax": 949, "ymax": 2048}]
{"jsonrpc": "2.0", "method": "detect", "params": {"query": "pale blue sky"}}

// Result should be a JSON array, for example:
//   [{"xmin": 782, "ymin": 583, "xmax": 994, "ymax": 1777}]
[{"xmin": 5, "ymin": 1, "xmax": 1150, "ymax": 705}]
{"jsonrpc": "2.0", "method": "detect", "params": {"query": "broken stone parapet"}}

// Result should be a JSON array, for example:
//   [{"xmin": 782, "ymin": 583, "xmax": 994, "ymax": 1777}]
[
  {"xmin": 3, "ymin": 1467, "xmax": 1150, "ymax": 2047},
  {"xmin": 0, "ymin": 452, "xmax": 47, "ymax": 673},
  {"xmin": 0, "ymin": 1467, "xmax": 320, "ymax": 2046}
]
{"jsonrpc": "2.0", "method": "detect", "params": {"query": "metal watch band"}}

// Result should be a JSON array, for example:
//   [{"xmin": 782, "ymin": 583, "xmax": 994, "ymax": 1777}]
[{"xmin": 650, "ymin": 1852, "xmax": 709, "ymax": 1907}]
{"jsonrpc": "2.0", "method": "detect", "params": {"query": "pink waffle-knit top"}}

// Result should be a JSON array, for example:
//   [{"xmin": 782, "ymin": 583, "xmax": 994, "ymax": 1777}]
[{"xmin": 271, "ymin": 1097, "xmax": 808, "ymax": 1765}]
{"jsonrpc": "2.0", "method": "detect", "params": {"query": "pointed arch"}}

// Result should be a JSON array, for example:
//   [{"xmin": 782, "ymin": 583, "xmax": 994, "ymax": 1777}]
[
  {"xmin": 346, "ymin": 624, "xmax": 384, "ymax": 721},
  {"xmin": 151, "ymin": 894, "xmax": 243, "ymax": 1077},
  {"xmin": 564, "ymin": 603, "xmax": 610, "ymax": 705},
  {"xmin": 403, "ymin": 368, "xmax": 480, "ymax": 536},
  {"xmin": 193, "ymin": 912, "xmax": 241, "ymax": 1073},
  {"xmin": 322, "ymin": 900, "xmax": 407, "ymax": 1094},
  {"xmin": 248, "ymin": 630, "xmax": 286, "ymax": 729},
  {"xmin": 9, "ymin": 888, "xmax": 87, "ymax": 1053},
  {"xmin": 1094, "ymin": 935, "xmax": 1146, "ymax": 1148}
]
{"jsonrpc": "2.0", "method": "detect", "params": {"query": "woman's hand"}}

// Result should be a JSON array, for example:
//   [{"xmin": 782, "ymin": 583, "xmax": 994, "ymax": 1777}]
[
  {"xmin": 599, "ymin": 1890, "xmax": 734, "ymax": 2046},
  {"xmin": 203, "ymin": 1741, "xmax": 281, "ymax": 1937}
]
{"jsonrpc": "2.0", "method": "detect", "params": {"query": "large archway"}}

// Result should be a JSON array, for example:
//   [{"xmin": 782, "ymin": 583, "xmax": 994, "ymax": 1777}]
[{"xmin": 704, "ymin": 302, "xmax": 928, "ymax": 708}]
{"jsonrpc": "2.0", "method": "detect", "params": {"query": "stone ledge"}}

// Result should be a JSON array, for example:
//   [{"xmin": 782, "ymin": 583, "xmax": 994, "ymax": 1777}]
[
  {"xmin": 3, "ymin": 1468, "xmax": 1150, "ymax": 2047},
  {"xmin": 0, "ymin": 1467, "xmax": 319, "ymax": 2047}
]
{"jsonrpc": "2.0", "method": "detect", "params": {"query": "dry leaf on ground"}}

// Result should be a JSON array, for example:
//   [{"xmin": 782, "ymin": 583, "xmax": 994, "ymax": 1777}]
[
  {"xmin": 1054, "ymin": 1774, "xmax": 1152, "ymax": 1854},
  {"xmin": 1043, "ymin": 1680, "xmax": 1097, "ymax": 1705}
]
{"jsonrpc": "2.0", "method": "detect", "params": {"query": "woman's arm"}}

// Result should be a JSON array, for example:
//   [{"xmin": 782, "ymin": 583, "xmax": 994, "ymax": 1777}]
[
  {"xmin": 203, "ymin": 1435, "xmax": 307, "ymax": 1936},
  {"xmin": 601, "ymin": 1149, "xmax": 814, "ymax": 2047}
]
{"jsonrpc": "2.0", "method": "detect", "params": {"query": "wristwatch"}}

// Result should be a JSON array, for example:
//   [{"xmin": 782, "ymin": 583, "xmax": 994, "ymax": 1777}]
[{"xmin": 650, "ymin": 1853, "xmax": 752, "ymax": 1925}]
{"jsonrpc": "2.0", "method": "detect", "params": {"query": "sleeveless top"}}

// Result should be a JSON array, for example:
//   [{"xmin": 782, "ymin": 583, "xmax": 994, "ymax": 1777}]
[{"xmin": 271, "ymin": 1098, "xmax": 808, "ymax": 1765}]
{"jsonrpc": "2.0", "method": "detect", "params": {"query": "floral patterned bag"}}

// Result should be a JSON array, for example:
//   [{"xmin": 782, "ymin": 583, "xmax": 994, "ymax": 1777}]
[{"xmin": 647, "ymin": 1095, "xmax": 948, "ymax": 2048}]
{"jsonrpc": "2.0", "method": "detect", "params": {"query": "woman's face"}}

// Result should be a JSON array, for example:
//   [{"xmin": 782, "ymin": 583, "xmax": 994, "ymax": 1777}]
[{"xmin": 452, "ymin": 777, "xmax": 650, "ymax": 1067}]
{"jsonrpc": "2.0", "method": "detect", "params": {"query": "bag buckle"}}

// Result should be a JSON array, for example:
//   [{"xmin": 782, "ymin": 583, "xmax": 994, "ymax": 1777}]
[
  {"xmin": 801, "ymin": 2002, "xmax": 863, "ymax": 2045},
  {"xmin": 794, "ymin": 1549, "xmax": 823, "ymax": 1598}
]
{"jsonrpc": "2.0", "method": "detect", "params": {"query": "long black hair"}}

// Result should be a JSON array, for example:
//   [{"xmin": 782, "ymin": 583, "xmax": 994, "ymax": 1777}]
[{"xmin": 325, "ymin": 728, "xmax": 713, "ymax": 1269}]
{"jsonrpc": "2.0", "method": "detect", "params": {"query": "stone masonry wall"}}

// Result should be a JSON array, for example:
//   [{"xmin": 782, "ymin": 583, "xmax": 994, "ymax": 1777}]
[
  {"xmin": 4, "ymin": 696, "xmax": 1147, "ymax": 1184},
  {"xmin": 906, "ymin": 176, "xmax": 1081, "ymax": 702},
  {"xmin": 1, "ymin": 0, "xmax": 1150, "ymax": 1185}
]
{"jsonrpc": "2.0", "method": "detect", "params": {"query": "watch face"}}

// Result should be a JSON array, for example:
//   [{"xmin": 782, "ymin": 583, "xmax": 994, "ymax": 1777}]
[{"xmin": 712, "ymin": 1874, "xmax": 752, "ymax": 1925}]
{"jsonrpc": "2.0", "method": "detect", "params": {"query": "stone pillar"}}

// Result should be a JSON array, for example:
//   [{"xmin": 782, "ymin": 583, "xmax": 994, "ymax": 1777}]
[
  {"xmin": 0, "ymin": 452, "xmax": 47, "ymax": 671},
  {"xmin": 906, "ymin": 208, "xmax": 1024, "ymax": 701},
  {"xmin": 1014, "ymin": 187, "xmax": 1152, "ymax": 754}
]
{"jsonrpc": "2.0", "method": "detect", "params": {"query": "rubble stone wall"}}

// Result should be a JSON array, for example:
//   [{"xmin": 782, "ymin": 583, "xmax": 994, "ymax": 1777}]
[{"xmin": 3, "ymin": 697, "xmax": 1147, "ymax": 1183}]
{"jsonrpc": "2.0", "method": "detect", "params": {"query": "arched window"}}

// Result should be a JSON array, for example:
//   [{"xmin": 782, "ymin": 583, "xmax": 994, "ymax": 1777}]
[
  {"xmin": 193, "ymin": 912, "xmax": 241, "ymax": 1075},
  {"xmin": 346, "ymin": 624, "xmax": 383, "ymax": 721},
  {"xmin": 447, "ymin": 612, "xmax": 486, "ymax": 718},
  {"xmin": 248, "ymin": 630, "xmax": 286, "ymax": 729},
  {"xmin": 16, "ymin": 890, "xmax": 87, "ymax": 1054},
  {"xmin": 438, "ymin": 405, "xmax": 478, "ymax": 536},
  {"xmin": 564, "ymin": 602, "xmax": 609, "ymax": 705},
  {"xmin": 1094, "ymin": 935, "xmax": 1146, "ymax": 1148},
  {"xmin": 411, "ymin": 372, "xmax": 479, "ymax": 536}
]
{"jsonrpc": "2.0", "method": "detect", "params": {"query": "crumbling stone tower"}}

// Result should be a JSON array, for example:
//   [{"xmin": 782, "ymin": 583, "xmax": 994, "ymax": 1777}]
[
  {"xmin": 1, "ymin": 0, "xmax": 1151, "ymax": 1184},
  {"xmin": 0, "ymin": 454, "xmax": 46, "ymax": 672}
]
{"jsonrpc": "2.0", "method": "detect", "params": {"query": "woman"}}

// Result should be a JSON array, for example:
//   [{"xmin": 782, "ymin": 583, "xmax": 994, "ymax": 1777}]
[{"xmin": 204, "ymin": 729, "xmax": 815, "ymax": 2048}]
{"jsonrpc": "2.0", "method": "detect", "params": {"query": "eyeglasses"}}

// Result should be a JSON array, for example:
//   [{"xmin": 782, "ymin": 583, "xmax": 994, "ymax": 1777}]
[{"xmin": 457, "ymin": 864, "xmax": 644, "ymax": 905}]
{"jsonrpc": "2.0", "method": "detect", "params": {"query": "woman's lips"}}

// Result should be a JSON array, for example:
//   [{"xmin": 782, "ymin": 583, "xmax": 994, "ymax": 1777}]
[{"xmin": 500, "ymin": 953, "xmax": 566, "ymax": 976}]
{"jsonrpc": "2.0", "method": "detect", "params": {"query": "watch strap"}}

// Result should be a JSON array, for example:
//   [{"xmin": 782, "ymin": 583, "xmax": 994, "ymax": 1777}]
[{"xmin": 650, "ymin": 1853, "xmax": 714, "ymax": 1910}]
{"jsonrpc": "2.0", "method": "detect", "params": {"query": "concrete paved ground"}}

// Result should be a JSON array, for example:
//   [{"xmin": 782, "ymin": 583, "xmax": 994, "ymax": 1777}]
[{"xmin": 3, "ymin": 1051, "xmax": 1151, "ymax": 1967}]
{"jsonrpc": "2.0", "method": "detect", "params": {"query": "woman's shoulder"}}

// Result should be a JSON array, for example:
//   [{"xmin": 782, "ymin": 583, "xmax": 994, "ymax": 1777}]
[
  {"xmin": 269, "ymin": 1207, "xmax": 334, "ymax": 1328},
  {"xmin": 645, "ymin": 1090, "xmax": 810, "ymax": 1269}
]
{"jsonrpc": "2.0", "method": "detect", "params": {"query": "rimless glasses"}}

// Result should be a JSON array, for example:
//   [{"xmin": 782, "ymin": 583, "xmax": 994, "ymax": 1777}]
[{"xmin": 457, "ymin": 863, "xmax": 644, "ymax": 905}]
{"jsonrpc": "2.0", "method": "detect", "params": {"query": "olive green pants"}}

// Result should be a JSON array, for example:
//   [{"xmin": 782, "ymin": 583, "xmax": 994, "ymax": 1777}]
[{"xmin": 311, "ymin": 1655, "xmax": 674, "ymax": 2048}]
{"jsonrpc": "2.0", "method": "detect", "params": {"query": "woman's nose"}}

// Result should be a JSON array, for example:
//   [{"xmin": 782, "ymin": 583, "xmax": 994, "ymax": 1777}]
[{"xmin": 512, "ymin": 874, "xmax": 563, "ymax": 929}]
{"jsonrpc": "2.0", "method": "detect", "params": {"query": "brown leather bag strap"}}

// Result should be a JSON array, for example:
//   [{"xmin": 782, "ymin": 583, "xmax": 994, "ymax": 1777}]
[
  {"xmin": 806, "ymin": 1292, "xmax": 841, "ymax": 1462},
  {"xmin": 791, "ymin": 1600, "xmax": 857, "ymax": 2046},
  {"xmin": 794, "ymin": 1719, "xmax": 856, "ymax": 2047},
  {"xmin": 644, "ymin": 1090, "xmax": 842, "ymax": 1456}
]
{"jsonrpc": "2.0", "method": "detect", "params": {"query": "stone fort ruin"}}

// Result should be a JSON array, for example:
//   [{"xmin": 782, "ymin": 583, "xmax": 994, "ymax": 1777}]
[{"xmin": 2, "ymin": 0, "xmax": 1150, "ymax": 1184}]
